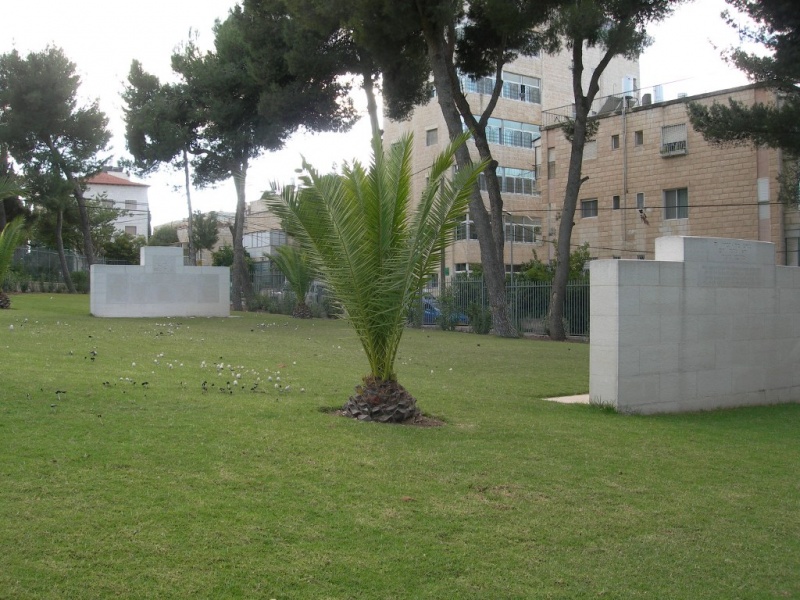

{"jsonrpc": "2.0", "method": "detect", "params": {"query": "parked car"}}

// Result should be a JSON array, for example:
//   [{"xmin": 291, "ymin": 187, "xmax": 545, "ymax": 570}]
[{"xmin": 421, "ymin": 296, "xmax": 469, "ymax": 326}]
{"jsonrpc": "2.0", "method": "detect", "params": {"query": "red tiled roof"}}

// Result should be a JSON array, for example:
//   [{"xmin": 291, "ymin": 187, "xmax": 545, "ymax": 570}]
[{"xmin": 86, "ymin": 172, "xmax": 149, "ymax": 187}]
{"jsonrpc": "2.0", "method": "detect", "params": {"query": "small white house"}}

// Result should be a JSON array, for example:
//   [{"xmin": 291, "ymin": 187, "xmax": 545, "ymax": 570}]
[{"xmin": 85, "ymin": 168, "xmax": 150, "ymax": 240}]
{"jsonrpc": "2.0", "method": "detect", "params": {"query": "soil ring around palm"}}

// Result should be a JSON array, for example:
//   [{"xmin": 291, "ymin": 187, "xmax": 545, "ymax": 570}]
[{"xmin": 321, "ymin": 407, "xmax": 445, "ymax": 427}]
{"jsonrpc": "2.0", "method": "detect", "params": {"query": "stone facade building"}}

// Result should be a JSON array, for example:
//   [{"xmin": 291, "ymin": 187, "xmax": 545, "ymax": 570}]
[
  {"xmin": 383, "ymin": 48, "xmax": 639, "ymax": 278},
  {"xmin": 384, "ymin": 48, "xmax": 799, "ymax": 275},
  {"xmin": 539, "ymin": 83, "xmax": 798, "ymax": 266},
  {"xmin": 85, "ymin": 168, "xmax": 150, "ymax": 241}
]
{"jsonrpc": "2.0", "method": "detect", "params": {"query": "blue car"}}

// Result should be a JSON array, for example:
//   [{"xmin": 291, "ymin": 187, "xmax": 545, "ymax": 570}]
[{"xmin": 421, "ymin": 297, "xmax": 469, "ymax": 326}]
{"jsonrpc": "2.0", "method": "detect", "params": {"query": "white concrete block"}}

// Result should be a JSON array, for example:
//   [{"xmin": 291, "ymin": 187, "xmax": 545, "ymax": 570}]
[
  {"xmin": 618, "ymin": 261, "xmax": 661, "ymax": 286},
  {"xmin": 639, "ymin": 285, "xmax": 681, "ymax": 316},
  {"xmin": 589, "ymin": 260, "xmax": 619, "ymax": 286},
  {"xmin": 618, "ymin": 315, "xmax": 660, "ymax": 346},
  {"xmin": 591, "ymin": 284, "xmax": 621, "ymax": 317},
  {"xmin": 658, "ymin": 262, "xmax": 684, "ymax": 287},
  {"xmin": 590, "ymin": 236, "xmax": 798, "ymax": 415},
  {"xmin": 91, "ymin": 247, "xmax": 230, "ymax": 318}
]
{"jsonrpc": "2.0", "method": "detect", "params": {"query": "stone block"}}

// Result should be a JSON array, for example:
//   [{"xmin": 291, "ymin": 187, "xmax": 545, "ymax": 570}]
[{"xmin": 90, "ymin": 247, "xmax": 230, "ymax": 318}]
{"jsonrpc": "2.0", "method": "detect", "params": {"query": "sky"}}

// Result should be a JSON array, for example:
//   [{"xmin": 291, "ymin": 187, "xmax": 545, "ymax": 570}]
[{"xmin": 0, "ymin": 0, "xmax": 755, "ymax": 228}]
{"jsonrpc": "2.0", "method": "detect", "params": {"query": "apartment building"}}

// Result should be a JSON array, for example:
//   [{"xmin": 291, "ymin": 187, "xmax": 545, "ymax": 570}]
[
  {"xmin": 383, "ymin": 48, "xmax": 639, "ymax": 278},
  {"xmin": 85, "ymin": 168, "xmax": 150, "ymax": 240},
  {"xmin": 539, "ymin": 83, "xmax": 797, "ymax": 265}
]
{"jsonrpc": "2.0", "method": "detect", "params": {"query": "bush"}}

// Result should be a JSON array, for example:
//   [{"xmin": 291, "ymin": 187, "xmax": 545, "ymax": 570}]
[
  {"xmin": 467, "ymin": 302, "xmax": 492, "ymax": 335},
  {"xmin": 71, "ymin": 271, "xmax": 89, "ymax": 294},
  {"xmin": 437, "ymin": 285, "xmax": 458, "ymax": 331}
]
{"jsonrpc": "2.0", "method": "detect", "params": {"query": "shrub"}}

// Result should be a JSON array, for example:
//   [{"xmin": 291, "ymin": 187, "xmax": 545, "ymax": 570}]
[{"xmin": 467, "ymin": 302, "xmax": 492, "ymax": 335}]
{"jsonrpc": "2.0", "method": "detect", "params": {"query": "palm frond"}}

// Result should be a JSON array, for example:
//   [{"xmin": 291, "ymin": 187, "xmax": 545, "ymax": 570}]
[
  {"xmin": 270, "ymin": 244, "xmax": 315, "ymax": 302},
  {"xmin": 0, "ymin": 217, "xmax": 27, "ymax": 282},
  {"xmin": 267, "ymin": 133, "xmax": 483, "ymax": 382}
]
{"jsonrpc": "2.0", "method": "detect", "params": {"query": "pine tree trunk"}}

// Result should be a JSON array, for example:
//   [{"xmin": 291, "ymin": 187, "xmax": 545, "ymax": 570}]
[
  {"xmin": 56, "ymin": 209, "xmax": 77, "ymax": 294},
  {"xmin": 231, "ymin": 162, "xmax": 254, "ymax": 311},
  {"xmin": 420, "ymin": 20, "xmax": 517, "ymax": 338},
  {"xmin": 184, "ymin": 148, "xmax": 196, "ymax": 266},
  {"xmin": 549, "ymin": 41, "xmax": 611, "ymax": 340}
]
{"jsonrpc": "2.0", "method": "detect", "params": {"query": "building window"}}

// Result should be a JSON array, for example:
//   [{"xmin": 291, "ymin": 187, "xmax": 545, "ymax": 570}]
[
  {"xmin": 611, "ymin": 135, "xmax": 620, "ymax": 150},
  {"xmin": 456, "ymin": 214, "xmax": 479, "ymax": 241},
  {"xmin": 125, "ymin": 199, "xmax": 137, "ymax": 211},
  {"xmin": 482, "ymin": 116, "xmax": 540, "ymax": 149},
  {"xmin": 664, "ymin": 188, "xmax": 689, "ymax": 219},
  {"xmin": 634, "ymin": 130, "xmax": 644, "ymax": 146},
  {"xmin": 612, "ymin": 195, "xmax": 620, "ymax": 210},
  {"xmin": 124, "ymin": 226, "xmax": 137, "ymax": 235},
  {"xmin": 504, "ymin": 216, "xmax": 540, "ymax": 244},
  {"xmin": 661, "ymin": 124, "xmax": 687, "ymax": 156},
  {"xmin": 581, "ymin": 198, "xmax": 598, "ymax": 218},
  {"xmin": 547, "ymin": 147, "xmax": 556, "ymax": 180},
  {"xmin": 479, "ymin": 167, "xmax": 535, "ymax": 195},
  {"xmin": 460, "ymin": 71, "xmax": 541, "ymax": 104},
  {"xmin": 425, "ymin": 128, "xmax": 438, "ymax": 146},
  {"xmin": 636, "ymin": 193, "xmax": 645, "ymax": 209},
  {"xmin": 270, "ymin": 230, "xmax": 287, "ymax": 247},
  {"xmin": 502, "ymin": 72, "xmax": 541, "ymax": 103},
  {"xmin": 455, "ymin": 263, "xmax": 471, "ymax": 275},
  {"xmin": 584, "ymin": 140, "xmax": 597, "ymax": 160}
]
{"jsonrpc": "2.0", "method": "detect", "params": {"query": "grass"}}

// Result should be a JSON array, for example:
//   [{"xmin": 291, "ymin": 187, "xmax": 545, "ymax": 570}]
[{"xmin": 1, "ymin": 294, "xmax": 799, "ymax": 599}]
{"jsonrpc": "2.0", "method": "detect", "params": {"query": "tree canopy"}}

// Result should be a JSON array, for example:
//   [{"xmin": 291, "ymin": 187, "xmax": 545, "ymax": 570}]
[
  {"xmin": 688, "ymin": 0, "xmax": 800, "ymax": 155},
  {"xmin": 124, "ymin": 4, "xmax": 356, "ymax": 309},
  {"xmin": 543, "ymin": 0, "xmax": 682, "ymax": 340},
  {"xmin": 0, "ymin": 47, "xmax": 111, "ymax": 266}
]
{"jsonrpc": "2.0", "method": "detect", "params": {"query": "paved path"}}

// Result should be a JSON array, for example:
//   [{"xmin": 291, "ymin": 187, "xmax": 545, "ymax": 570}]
[{"xmin": 544, "ymin": 394, "xmax": 590, "ymax": 404}]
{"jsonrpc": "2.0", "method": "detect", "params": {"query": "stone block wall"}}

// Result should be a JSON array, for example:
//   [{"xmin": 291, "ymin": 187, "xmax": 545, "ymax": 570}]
[
  {"xmin": 90, "ymin": 247, "xmax": 230, "ymax": 318},
  {"xmin": 590, "ymin": 236, "xmax": 800, "ymax": 414}
]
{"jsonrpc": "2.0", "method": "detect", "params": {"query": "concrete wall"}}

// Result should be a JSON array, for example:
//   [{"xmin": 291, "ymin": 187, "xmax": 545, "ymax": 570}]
[
  {"xmin": 90, "ymin": 247, "xmax": 230, "ymax": 318},
  {"xmin": 590, "ymin": 236, "xmax": 800, "ymax": 414}
]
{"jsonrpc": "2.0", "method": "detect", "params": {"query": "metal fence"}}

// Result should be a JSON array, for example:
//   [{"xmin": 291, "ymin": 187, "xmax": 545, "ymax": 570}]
[
  {"xmin": 417, "ymin": 277, "xmax": 590, "ymax": 338},
  {"xmin": 2, "ymin": 247, "xmax": 138, "ymax": 293}
]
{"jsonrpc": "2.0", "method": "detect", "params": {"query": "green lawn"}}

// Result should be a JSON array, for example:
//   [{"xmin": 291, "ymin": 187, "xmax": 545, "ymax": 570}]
[{"xmin": 1, "ymin": 294, "xmax": 798, "ymax": 599}]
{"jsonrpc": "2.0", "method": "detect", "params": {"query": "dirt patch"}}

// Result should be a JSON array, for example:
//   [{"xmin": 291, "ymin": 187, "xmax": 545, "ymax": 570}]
[{"xmin": 324, "ymin": 407, "xmax": 445, "ymax": 427}]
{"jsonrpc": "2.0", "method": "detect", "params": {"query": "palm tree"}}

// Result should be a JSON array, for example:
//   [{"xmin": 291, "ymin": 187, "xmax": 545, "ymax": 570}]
[
  {"xmin": 270, "ymin": 244, "xmax": 316, "ymax": 319},
  {"xmin": 0, "ymin": 217, "xmax": 27, "ymax": 309},
  {"xmin": 269, "ymin": 133, "xmax": 484, "ymax": 422}
]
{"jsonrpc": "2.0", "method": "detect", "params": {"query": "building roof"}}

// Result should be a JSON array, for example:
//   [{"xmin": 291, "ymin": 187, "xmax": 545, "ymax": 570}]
[{"xmin": 86, "ymin": 172, "xmax": 149, "ymax": 188}]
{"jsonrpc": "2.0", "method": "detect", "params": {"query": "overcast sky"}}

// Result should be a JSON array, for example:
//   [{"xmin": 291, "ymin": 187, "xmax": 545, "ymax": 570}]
[{"xmin": 1, "ymin": 0, "xmax": 753, "ymax": 227}]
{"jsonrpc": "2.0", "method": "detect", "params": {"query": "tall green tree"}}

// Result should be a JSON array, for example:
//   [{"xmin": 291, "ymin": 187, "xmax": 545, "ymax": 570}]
[
  {"xmin": 149, "ymin": 224, "xmax": 180, "ymax": 246},
  {"xmin": 688, "ymin": 0, "xmax": 800, "ymax": 202},
  {"xmin": 409, "ymin": 0, "xmax": 560, "ymax": 338},
  {"xmin": 544, "ymin": 0, "xmax": 682, "ymax": 340},
  {"xmin": 254, "ymin": 0, "xmax": 432, "ymax": 137},
  {"xmin": 122, "ymin": 60, "xmax": 200, "ymax": 264},
  {"xmin": 162, "ymin": 5, "xmax": 354, "ymax": 310},
  {"xmin": 269, "ymin": 133, "xmax": 484, "ymax": 422},
  {"xmin": 25, "ymin": 167, "xmax": 79, "ymax": 292},
  {"xmin": 101, "ymin": 232, "xmax": 146, "ymax": 264},
  {"xmin": 0, "ymin": 47, "xmax": 111, "ymax": 267}
]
